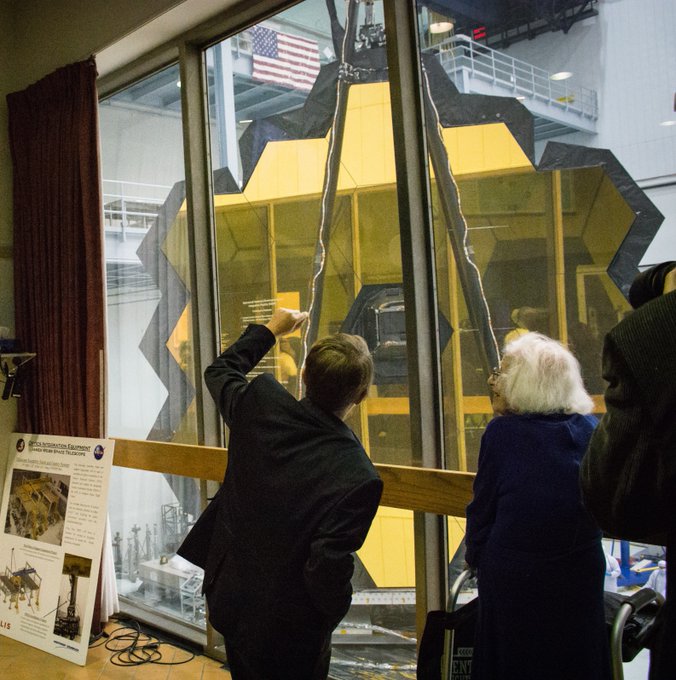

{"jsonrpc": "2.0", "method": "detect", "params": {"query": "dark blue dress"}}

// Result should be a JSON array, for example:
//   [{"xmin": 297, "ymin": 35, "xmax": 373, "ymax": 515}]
[{"xmin": 466, "ymin": 413, "xmax": 611, "ymax": 680}]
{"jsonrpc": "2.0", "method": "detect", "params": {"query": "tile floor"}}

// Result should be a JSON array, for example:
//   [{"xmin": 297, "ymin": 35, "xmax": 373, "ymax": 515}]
[
  {"xmin": 0, "ymin": 621, "xmax": 232, "ymax": 679},
  {"xmin": 0, "ymin": 620, "xmax": 652, "ymax": 679}
]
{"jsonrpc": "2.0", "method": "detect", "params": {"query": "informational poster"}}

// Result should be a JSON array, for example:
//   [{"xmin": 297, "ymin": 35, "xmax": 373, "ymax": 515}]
[{"xmin": 0, "ymin": 433, "xmax": 114, "ymax": 665}]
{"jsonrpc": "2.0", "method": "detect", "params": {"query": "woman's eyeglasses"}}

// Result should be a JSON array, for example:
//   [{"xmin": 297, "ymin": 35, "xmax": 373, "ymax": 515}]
[{"xmin": 490, "ymin": 367, "xmax": 501, "ymax": 380}]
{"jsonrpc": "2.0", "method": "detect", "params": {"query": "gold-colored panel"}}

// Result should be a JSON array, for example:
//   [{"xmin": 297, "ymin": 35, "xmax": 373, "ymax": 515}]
[
  {"xmin": 582, "ymin": 175, "xmax": 636, "ymax": 264},
  {"xmin": 441, "ymin": 123, "xmax": 534, "ymax": 177},
  {"xmin": 341, "ymin": 82, "xmax": 396, "ymax": 188},
  {"xmin": 359, "ymin": 508, "xmax": 415, "ymax": 587}
]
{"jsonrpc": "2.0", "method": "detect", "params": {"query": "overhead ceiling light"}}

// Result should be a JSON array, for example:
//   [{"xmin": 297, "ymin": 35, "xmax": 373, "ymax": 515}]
[
  {"xmin": 660, "ymin": 120, "xmax": 676, "ymax": 126},
  {"xmin": 516, "ymin": 95, "xmax": 526, "ymax": 100},
  {"xmin": 430, "ymin": 20, "xmax": 454, "ymax": 34},
  {"xmin": 239, "ymin": 119, "xmax": 253, "ymax": 124},
  {"xmin": 550, "ymin": 71, "xmax": 573, "ymax": 81}
]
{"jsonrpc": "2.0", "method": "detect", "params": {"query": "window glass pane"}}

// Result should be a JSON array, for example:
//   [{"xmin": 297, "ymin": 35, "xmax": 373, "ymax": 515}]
[
  {"xmin": 561, "ymin": 167, "xmax": 634, "ymax": 394},
  {"xmin": 416, "ymin": 3, "xmax": 661, "ymax": 640},
  {"xmin": 415, "ymin": 0, "xmax": 562, "ymax": 613},
  {"xmin": 100, "ymin": 64, "xmax": 204, "ymax": 636},
  {"xmin": 205, "ymin": 2, "xmax": 417, "ymax": 674}
]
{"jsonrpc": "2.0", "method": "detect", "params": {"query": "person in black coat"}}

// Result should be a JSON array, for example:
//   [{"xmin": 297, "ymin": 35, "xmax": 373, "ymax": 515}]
[
  {"xmin": 178, "ymin": 308, "xmax": 383, "ymax": 680},
  {"xmin": 466, "ymin": 332, "xmax": 611, "ymax": 680},
  {"xmin": 581, "ymin": 261, "xmax": 676, "ymax": 680}
]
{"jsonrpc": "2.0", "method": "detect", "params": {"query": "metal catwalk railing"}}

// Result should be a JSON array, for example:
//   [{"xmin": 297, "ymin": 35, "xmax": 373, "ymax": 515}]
[
  {"xmin": 102, "ymin": 179, "xmax": 171, "ymax": 239},
  {"xmin": 429, "ymin": 34, "xmax": 598, "ymax": 121}
]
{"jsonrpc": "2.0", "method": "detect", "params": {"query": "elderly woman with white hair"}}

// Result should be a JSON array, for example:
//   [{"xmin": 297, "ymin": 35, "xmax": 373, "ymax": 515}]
[{"xmin": 465, "ymin": 332, "xmax": 611, "ymax": 680}]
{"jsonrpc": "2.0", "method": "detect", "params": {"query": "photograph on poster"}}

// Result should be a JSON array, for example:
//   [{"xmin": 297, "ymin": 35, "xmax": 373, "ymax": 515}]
[
  {"xmin": 53, "ymin": 553, "xmax": 91, "ymax": 643},
  {"xmin": 4, "ymin": 469, "xmax": 69, "ymax": 545},
  {"xmin": 0, "ymin": 547, "xmax": 42, "ymax": 613}
]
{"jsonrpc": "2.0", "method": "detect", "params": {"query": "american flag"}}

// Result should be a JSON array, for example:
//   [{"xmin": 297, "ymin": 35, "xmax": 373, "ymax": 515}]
[{"xmin": 251, "ymin": 25, "xmax": 320, "ymax": 92}]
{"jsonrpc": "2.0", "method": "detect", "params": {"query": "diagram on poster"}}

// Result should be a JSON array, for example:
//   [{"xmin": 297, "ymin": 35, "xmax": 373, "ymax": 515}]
[
  {"xmin": 0, "ymin": 433, "xmax": 114, "ymax": 666},
  {"xmin": 0, "ymin": 548, "xmax": 42, "ymax": 612}
]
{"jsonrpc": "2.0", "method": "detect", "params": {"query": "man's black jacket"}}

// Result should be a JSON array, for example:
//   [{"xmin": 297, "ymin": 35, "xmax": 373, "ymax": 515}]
[{"xmin": 178, "ymin": 324, "xmax": 383, "ymax": 640}]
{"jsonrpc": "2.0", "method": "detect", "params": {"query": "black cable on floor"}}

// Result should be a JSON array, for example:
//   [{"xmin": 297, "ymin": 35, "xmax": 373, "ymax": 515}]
[{"xmin": 91, "ymin": 616, "xmax": 196, "ymax": 667}]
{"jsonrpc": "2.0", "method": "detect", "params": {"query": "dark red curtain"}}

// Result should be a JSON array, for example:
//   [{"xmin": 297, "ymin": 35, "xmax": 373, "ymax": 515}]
[{"xmin": 7, "ymin": 59, "xmax": 105, "ymax": 439}]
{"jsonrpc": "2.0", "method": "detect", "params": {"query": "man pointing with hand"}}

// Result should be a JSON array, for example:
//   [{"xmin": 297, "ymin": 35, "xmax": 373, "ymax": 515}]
[{"xmin": 178, "ymin": 308, "xmax": 383, "ymax": 680}]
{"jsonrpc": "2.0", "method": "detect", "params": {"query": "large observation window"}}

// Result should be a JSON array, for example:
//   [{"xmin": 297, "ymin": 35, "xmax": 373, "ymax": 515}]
[
  {"xmin": 97, "ymin": 0, "xmax": 658, "ymax": 670},
  {"xmin": 100, "ymin": 64, "xmax": 204, "ymax": 639},
  {"xmin": 204, "ymin": 0, "xmax": 419, "ymax": 673},
  {"xmin": 415, "ymin": 0, "xmax": 648, "ymax": 616}
]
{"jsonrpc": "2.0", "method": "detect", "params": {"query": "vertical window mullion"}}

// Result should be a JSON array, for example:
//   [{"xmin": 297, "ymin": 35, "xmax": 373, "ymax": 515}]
[
  {"xmin": 179, "ymin": 41, "xmax": 222, "ymax": 449},
  {"xmin": 383, "ymin": 0, "xmax": 449, "ymax": 624}
]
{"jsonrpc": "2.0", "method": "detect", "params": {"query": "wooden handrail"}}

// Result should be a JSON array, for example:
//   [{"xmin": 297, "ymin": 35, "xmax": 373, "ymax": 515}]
[
  {"xmin": 113, "ymin": 438, "xmax": 227, "ymax": 482},
  {"xmin": 112, "ymin": 438, "xmax": 475, "ymax": 517},
  {"xmin": 376, "ymin": 464, "xmax": 474, "ymax": 517}
]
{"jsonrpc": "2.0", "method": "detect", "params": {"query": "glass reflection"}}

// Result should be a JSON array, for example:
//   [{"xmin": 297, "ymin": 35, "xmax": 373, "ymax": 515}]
[
  {"xmin": 206, "ymin": 0, "xmax": 417, "ymax": 674},
  {"xmin": 414, "ymin": 0, "xmax": 650, "ymax": 619},
  {"xmin": 100, "ymin": 64, "xmax": 203, "ymax": 633},
  {"xmin": 97, "ymin": 0, "xmax": 662, "ymax": 665}
]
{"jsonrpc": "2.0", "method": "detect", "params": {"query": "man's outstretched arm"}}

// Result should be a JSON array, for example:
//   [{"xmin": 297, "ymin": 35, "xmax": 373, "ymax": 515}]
[{"xmin": 205, "ymin": 308, "xmax": 308, "ymax": 426}]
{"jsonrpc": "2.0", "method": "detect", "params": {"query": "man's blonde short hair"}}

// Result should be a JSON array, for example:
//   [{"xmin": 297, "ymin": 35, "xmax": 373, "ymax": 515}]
[{"xmin": 304, "ymin": 333, "xmax": 373, "ymax": 414}]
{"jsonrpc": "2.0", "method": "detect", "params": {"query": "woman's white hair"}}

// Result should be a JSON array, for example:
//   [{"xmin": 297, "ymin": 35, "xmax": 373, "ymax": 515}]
[{"xmin": 498, "ymin": 332, "xmax": 593, "ymax": 415}]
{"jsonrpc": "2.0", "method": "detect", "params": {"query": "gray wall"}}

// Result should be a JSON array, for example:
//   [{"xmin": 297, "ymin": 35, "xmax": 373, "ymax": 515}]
[{"xmin": 503, "ymin": 0, "xmax": 676, "ymax": 265}]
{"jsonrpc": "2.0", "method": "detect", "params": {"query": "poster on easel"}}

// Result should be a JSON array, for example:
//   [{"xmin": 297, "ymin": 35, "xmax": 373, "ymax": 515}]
[{"xmin": 0, "ymin": 433, "xmax": 114, "ymax": 665}]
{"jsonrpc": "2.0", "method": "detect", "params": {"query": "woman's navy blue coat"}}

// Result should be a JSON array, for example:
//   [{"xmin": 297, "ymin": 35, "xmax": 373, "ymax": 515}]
[{"xmin": 466, "ymin": 413, "xmax": 611, "ymax": 680}]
